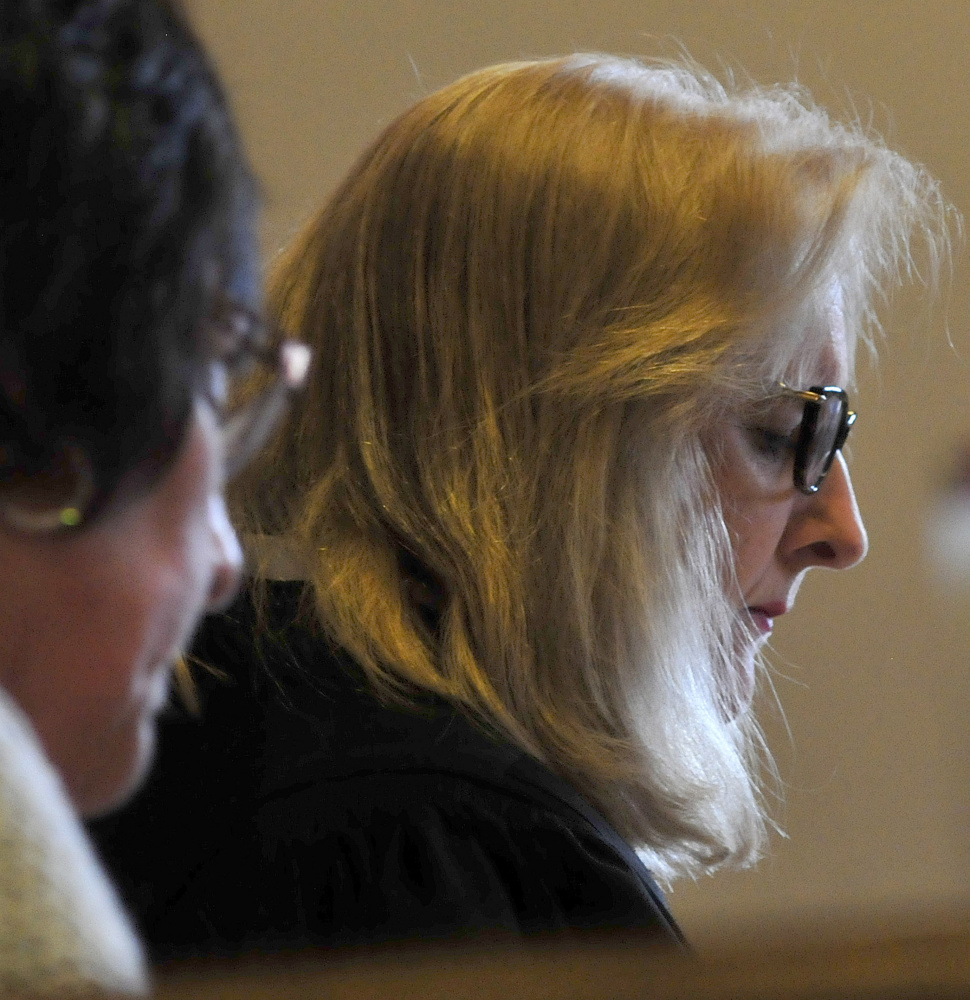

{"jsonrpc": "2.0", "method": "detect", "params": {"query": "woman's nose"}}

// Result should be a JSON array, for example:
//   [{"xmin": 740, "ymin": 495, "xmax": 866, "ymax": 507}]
[
  {"xmin": 205, "ymin": 494, "xmax": 243, "ymax": 611},
  {"xmin": 792, "ymin": 452, "xmax": 868, "ymax": 570}
]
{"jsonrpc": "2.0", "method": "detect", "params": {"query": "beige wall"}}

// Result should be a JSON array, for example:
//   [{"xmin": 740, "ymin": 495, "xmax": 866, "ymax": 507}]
[{"xmin": 186, "ymin": 0, "xmax": 970, "ymax": 946}]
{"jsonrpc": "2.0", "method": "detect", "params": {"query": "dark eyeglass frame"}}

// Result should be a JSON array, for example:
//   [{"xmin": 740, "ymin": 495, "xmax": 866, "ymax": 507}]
[
  {"xmin": 778, "ymin": 382, "xmax": 857, "ymax": 495},
  {"xmin": 202, "ymin": 300, "xmax": 311, "ymax": 481}
]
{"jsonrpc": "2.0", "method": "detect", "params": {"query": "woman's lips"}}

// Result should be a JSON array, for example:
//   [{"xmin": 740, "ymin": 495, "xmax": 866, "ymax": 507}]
[{"xmin": 746, "ymin": 602, "xmax": 787, "ymax": 636}]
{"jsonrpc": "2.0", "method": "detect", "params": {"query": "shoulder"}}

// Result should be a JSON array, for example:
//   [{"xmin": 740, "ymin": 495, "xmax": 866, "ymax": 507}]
[
  {"xmin": 147, "ymin": 740, "xmax": 682, "ymax": 956},
  {"xmin": 94, "ymin": 584, "xmax": 683, "ymax": 956},
  {"xmin": 292, "ymin": 764, "xmax": 677, "ymax": 930}
]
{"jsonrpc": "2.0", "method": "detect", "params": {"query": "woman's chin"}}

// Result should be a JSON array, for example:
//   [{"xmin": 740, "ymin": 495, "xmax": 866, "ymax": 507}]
[
  {"xmin": 736, "ymin": 649, "xmax": 758, "ymax": 711},
  {"xmin": 71, "ymin": 715, "xmax": 157, "ymax": 820},
  {"xmin": 721, "ymin": 637, "xmax": 759, "ymax": 720}
]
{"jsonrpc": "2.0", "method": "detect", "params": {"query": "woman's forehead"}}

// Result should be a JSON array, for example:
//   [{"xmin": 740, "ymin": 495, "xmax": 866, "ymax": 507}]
[
  {"xmin": 782, "ymin": 295, "xmax": 851, "ymax": 390},
  {"xmin": 808, "ymin": 301, "xmax": 849, "ymax": 386}
]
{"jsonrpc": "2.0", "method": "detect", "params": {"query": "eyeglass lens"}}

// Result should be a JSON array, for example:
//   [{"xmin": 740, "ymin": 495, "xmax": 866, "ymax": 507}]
[
  {"xmin": 220, "ymin": 340, "xmax": 312, "ymax": 480},
  {"xmin": 221, "ymin": 380, "xmax": 288, "ymax": 479},
  {"xmin": 801, "ymin": 392, "xmax": 846, "ymax": 489}
]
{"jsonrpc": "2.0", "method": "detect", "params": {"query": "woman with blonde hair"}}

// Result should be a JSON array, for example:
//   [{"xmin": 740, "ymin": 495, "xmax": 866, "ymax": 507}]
[{"xmin": 95, "ymin": 53, "xmax": 947, "ymax": 956}]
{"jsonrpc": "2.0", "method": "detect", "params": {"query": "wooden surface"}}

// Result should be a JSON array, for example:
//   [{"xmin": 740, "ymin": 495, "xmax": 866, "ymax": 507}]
[{"xmin": 149, "ymin": 924, "xmax": 970, "ymax": 999}]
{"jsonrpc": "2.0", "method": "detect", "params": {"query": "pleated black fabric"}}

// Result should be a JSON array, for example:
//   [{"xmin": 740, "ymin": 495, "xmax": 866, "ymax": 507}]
[{"xmin": 90, "ymin": 581, "xmax": 685, "ymax": 960}]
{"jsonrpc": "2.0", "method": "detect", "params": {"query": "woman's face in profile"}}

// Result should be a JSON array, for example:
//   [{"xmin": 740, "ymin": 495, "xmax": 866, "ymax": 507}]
[
  {"xmin": 0, "ymin": 400, "xmax": 242, "ymax": 817},
  {"xmin": 709, "ymin": 306, "xmax": 868, "ymax": 700}
]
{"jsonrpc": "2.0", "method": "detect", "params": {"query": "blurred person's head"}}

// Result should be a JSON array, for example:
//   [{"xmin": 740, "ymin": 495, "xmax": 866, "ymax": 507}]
[
  {"xmin": 0, "ymin": 0, "xmax": 305, "ymax": 817},
  {"xmin": 240, "ymin": 54, "xmax": 948, "ymax": 878}
]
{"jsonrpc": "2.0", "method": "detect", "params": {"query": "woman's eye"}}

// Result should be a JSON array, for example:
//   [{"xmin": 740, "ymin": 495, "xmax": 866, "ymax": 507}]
[{"xmin": 746, "ymin": 426, "xmax": 799, "ymax": 463}]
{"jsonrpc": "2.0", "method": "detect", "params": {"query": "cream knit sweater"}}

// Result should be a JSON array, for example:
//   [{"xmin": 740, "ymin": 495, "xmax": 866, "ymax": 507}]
[{"xmin": 0, "ymin": 687, "xmax": 147, "ymax": 995}]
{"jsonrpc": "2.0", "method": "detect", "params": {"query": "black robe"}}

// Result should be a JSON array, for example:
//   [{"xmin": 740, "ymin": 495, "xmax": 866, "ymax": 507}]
[{"xmin": 90, "ymin": 581, "xmax": 684, "ymax": 960}]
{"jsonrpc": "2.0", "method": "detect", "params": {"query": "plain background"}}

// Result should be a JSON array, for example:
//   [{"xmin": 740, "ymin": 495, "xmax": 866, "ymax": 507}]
[{"xmin": 183, "ymin": 0, "xmax": 970, "ymax": 948}]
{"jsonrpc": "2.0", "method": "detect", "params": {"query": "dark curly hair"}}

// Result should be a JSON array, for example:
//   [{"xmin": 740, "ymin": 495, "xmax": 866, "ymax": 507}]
[{"xmin": 0, "ymin": 0, "xmax": 257, "ymax": 520}]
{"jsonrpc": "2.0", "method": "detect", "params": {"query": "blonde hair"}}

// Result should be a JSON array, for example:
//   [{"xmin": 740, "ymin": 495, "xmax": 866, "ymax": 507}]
[{"xmin": 236, "ymin": 55, "xmax": 949, "ymax": 879}]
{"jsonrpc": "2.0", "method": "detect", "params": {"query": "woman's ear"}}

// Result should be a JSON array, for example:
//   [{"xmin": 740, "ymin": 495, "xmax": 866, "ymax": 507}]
[{"xmin": 0, "ymin": 443, "xmax": 94, "ymax": 533}]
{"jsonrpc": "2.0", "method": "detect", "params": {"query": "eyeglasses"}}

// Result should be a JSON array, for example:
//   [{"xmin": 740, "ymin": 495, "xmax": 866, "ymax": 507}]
[
  {"xmin": 777, "ymin": 383, "xmax": 857, "ymax": 495},
  {"xmin": 202, "ymin": 300, "xmax": 312, "ymax": 480}
]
